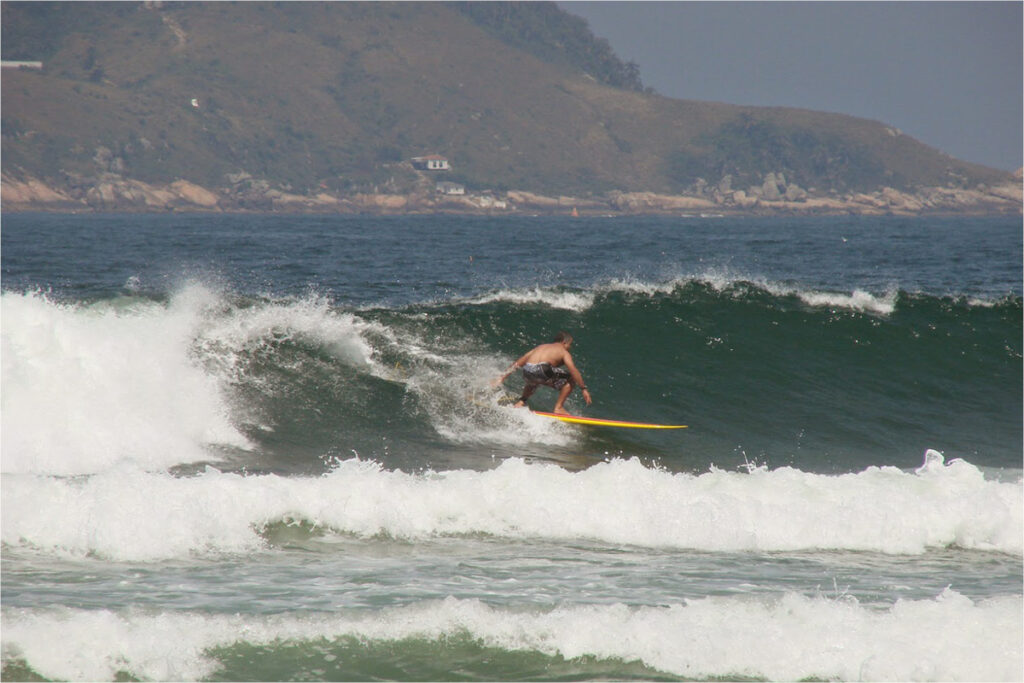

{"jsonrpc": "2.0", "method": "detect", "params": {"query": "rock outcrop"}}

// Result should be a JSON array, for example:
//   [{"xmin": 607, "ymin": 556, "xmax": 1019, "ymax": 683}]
[
  {"xmin": 1, "ymin": 174, "xmax": 79, "ymax": 208},
  {"xmin": 607, "ymin": 192, "xmax": 718, "ymax": 213},
  {"xmin": 169, "ymin": 180, "xmax": 220, "ymax": 208}
]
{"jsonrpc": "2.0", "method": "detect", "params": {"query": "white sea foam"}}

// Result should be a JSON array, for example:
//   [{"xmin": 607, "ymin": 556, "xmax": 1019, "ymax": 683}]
[
  {"xmin": 1, "ymin": 289, "xmax": 249, "ymax": 475},
  {"xmin": 468, "ymin": 273, "xmax": 901, "ymax": 315},
  {"xmin": 192, "ymin": 290, "xmax": 377, "ymax": 375},
  {"xmin": 790, "ymin": 287, "xmax": 898, "ymax": 315},
  {"xmin": 469, "ymin": 287, "xmax": 596, "ymax": 311},
  {"xmin": 3, "ymin": 453, "xmax": 1019, "ymax": 561},
  {"xmin": 691, "ymin": 269, "xmax": 899, "ymax": 315},
  {"xmin": 3, "ymin": 590, "xmax": 1020, "ymax": 682},
  {"xmin": 425, "ymin": 389, "xmax": 576, "ymax": 447}
]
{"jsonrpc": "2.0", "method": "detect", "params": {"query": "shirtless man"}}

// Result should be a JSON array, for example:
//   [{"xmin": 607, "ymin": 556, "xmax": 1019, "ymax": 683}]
[{"xmin": 493, "ymin": 331, "xmax": 592, "ymax": 415}]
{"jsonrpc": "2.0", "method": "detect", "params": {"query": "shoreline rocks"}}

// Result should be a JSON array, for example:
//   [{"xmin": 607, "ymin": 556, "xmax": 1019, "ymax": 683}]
[{"xmin": 2, "ymin": 171, "xmax": 1020, "ymax": 216}]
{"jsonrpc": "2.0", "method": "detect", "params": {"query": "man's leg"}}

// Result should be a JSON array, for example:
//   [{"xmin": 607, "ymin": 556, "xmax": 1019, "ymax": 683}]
[
  {"xmin": 514, "ymin": 384, "xmax": 538, "ymax": 408},
  {"xmin": 552, "ymin": 383, "xmax": 574, "ymax": 414}
]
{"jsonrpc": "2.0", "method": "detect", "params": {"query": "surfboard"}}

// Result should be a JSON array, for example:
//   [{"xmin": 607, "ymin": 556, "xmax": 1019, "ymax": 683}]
[{"xmin": 532, "ymin": 411, "xmax": 687, "ymax": 430}]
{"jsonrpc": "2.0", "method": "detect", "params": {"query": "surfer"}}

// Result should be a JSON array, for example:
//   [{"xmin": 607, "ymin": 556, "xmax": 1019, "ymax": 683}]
[{"xmin": 493, "ymin": 331, "xmax": 592, "ymax": 414}]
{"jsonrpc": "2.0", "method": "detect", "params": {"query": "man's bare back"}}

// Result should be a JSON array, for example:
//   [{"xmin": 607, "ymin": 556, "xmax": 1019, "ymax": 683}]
[{"xmin": 518, "ymin": 341, "xmax": 572, "ymax": 367}]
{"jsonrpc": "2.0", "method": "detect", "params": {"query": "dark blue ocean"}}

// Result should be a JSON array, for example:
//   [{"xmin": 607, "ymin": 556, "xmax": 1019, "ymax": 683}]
[{"xmin": 2, "ymin": 213, "xmax": 1021, "ymax": 681}]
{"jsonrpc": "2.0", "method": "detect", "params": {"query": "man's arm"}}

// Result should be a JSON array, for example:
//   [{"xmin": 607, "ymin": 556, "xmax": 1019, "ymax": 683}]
[
  {"xmin": 562, "ymin": 352, "xmax": 593, "ymax": 405},
  {"xmin": 492, "ymin": 352, "xmax": 530, "ymax": 387}
]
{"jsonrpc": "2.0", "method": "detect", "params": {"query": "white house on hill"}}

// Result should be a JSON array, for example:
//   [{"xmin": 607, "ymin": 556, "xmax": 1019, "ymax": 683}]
[
  {"xmin": 1, "ymin": 61, "xmax": 43, "ymax": 69},
  {"xmin": 411, "ymin": 155, "xmax": 450, "ymax": 171},
  {"xmin": 436, "ymin": 181, "xmax": 465, "ymax": 196}
]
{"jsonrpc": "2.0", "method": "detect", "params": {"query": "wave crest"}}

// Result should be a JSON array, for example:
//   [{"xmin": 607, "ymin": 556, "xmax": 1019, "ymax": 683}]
[
  {"xmin": 3, "ymin": 454, "xmax": 1019, "ymax": 561},
  {"xmin": 3, "ymin": 590, "xmax": 1020, "ymax": 682}
]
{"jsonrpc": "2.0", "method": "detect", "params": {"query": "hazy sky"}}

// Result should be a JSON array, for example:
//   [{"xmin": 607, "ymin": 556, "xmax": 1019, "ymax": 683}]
[{"xmin": 561, "ymin": 1, "xmax": 1022, "ymax": 171}]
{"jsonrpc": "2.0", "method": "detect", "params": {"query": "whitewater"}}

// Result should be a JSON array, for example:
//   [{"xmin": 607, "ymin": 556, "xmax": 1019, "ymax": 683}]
[
  {"xmin": 3, "ymin": 452, "xmax": 1020, "ymax": 561},
  {"xmin": 2, "ymin": 213, "xmax": 1021, "ymax": 682}
]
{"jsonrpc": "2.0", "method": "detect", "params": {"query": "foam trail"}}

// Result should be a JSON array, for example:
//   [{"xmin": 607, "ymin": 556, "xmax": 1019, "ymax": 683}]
[
  {"xmin": 2, "ymin": 591, "xmax": 1020, "ymax": 682},
  {"xmin": 4, "ymin": 453, "xmax": 1019, "ymax": 561}
]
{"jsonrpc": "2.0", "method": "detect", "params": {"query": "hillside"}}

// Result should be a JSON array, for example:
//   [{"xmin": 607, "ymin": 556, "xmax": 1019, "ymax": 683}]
[{"xmin": 1, "ymin": 1, "xmax": 1018, "ymax": 214}]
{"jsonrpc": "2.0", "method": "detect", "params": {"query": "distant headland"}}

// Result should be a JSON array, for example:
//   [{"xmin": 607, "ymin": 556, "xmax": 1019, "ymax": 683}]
[{"xmin": 2, "ymin": 2, "xmax": 1020, "ymax": 216}]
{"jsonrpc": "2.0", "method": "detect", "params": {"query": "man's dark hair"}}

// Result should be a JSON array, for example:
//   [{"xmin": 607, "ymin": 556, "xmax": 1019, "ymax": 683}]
[{"xmin": 554, "ymin": 331, "xmax": 573, "ymax": 344}]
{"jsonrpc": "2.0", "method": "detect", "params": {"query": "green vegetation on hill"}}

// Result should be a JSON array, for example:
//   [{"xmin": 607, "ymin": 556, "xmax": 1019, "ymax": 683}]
[
  {"xmin": 453, "ymin": 2, "xmax": 647, "ymax": 92},
  {"xmin": 667, "ymin": 116, "xmax": 888, "ymax": 192},
  {"xmin": 1, "ymin": 1, "xmax": 1011, "ymax": 201}
]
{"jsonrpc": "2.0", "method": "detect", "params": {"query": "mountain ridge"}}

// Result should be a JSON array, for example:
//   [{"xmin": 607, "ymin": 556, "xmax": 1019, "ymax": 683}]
[{"xmin": 1, "ymin": 1, "xmax": 1019, "ymax": 214}]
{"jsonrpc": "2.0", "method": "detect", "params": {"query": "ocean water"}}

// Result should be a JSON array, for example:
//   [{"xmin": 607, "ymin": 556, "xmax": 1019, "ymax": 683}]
[{"xmin": 1, "ymin": 213, "xmax": 1021, "ymax": 682}]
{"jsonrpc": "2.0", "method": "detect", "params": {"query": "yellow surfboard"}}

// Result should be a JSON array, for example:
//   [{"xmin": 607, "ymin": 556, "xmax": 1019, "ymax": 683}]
[{"xmin": 532, "ymin": 411, "xmax": 687, "ymax": 430}]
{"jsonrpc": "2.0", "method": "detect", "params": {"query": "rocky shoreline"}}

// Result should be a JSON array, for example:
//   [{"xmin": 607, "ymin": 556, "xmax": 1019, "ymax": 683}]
[{"xmin": 2, "ymin": 171, "xmax": 1020, "ymax": 216}]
